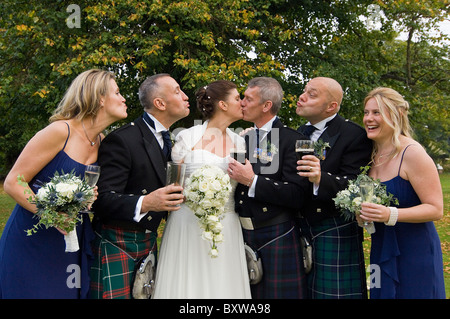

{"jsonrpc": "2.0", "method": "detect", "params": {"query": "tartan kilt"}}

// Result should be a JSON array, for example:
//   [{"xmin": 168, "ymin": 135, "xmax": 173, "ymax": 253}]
[
  {"xmin": 243, "ymin": 220, "xmax": 306, "ymax": 299},
  {"xmin": 89, "ymin": 225, "xmax": 157, "ymax": 299},
  {"xmin": 300, "ymin": 217, "xmax": 367, "ymax": 299}
]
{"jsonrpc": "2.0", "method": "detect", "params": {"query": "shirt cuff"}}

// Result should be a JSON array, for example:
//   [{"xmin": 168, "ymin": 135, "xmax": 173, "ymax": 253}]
[
  {"xmin": 247, "ymin": 175, "xmax": 258, "ymax": 198},
  {"xmin": 133, "ymin": 196, "xmax": 146, "ymax": 223},
  {"xmin": 313, "ymin": 182, "xmax": 319, "ymax": 196}
]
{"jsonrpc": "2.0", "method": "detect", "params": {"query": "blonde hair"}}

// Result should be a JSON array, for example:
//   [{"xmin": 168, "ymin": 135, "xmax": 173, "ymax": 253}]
[
  {"xmin": 50, "ymin": 69, "xmax": 115, "ymax": 122},
  {"xmin": 364, "ymin": 87, "xmax": 413, "ymax": 162}
]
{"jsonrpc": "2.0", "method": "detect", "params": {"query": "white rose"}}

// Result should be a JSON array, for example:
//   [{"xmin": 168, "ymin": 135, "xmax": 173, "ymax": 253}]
[
  {"xmin": 352, "ymin": 196, "xmax": 362, "ymax": 207},
  {"xmin": 207, "ymin": 215, "xmax": 219, "ymax": 223},
  {"xmin": 209, "ymin": 248, "xmax": 219, "ymax": 258},
  {"xmin": 202, "ymin": 231, "xmax": 213, "ymax": 241},
  {"xmin": 202, "ymin": 199, "xmax": 215, "ymax": 209},
  {"xmin": 211, "ymin": 221, "xmax": 223, "ymax": 233},
  {"xmin": 211, "ymin": 179, "xmax": 222, "ymax": 192},
  {"xmin": 213, "ymin": 233, "xmax": 224, "ymax": 243},
  {"xmin": 55, "ymin": 182, "xmax": 78, "ymax": 200},
  {"xmin": 221, "ymin": 174, "xmax": 230, "ymax": 184},
  {"xmin": 199, "ymin": 181, "xmax": 209, "ymax": 192},
  {"xmin": 36, "ymin": 186, "xmax": 49, "ymax": 200},
  {"xmin": 204, "ymin": 190, "xmax": 215, "ymax": 199},
  {"xmin": 202, "ymin": 167, "xmax": 215, "ymax": 179},
  {"xmin": 194, "ymin": 207, "xmax": 206, "ymax": 217}
]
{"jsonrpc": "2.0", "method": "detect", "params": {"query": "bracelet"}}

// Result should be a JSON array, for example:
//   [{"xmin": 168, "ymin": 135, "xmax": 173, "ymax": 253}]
[
  {"xmin": 385, "ymin": 207, "xmax": 398, "ymax": 226},
  {"xmin": 246, "ymin": 174, "xmax": 255, "ymax": 187}
]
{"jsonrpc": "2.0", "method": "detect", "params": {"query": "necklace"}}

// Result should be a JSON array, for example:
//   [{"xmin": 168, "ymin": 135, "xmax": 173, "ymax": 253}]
[
  {"xmin": 374, "ymin": 149, "xmax": 397, "ymax": 166},
  {"xmin": 81, "ymin": 120, "xmax": 97, "ymax": 146}
]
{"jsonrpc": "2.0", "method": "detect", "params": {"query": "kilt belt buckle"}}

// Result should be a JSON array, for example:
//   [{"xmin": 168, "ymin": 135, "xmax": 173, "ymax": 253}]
[{"xmin": 239, "ymin": 217, "xmax": 255, "ymax": 230}]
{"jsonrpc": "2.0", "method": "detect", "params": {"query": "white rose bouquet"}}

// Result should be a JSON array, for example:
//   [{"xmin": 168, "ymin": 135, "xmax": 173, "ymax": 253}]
[
  {"xmin": 184, "ymin": 165, "xmax": 232, "ymax": 258},
  {"xmin": 18, "ymin": 170, "xmax": 95, "ymax": 252},
  {"xmin": 333, "ymin": 166, "xmax": 398, "ymax": 232}
]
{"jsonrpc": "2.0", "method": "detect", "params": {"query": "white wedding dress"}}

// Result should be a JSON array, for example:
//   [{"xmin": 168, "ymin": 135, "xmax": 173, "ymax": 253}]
[{"xmin": 152, "ymin": 122, "xmax": 251, "ymax": 299}]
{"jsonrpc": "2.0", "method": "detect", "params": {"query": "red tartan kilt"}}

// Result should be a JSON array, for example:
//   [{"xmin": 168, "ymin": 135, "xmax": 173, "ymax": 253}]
[{"xmin": 89, "ymin": 225, "xmax": 157, "ymax": 299}]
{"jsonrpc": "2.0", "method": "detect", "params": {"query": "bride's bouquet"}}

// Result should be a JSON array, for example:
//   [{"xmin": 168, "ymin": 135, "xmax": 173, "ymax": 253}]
[
  {"xmin": 184, "ymin": 165, "xmax": 232, "ymax": 258},
  {"xmin": 18, "ymin": 170, "xmax": 95, "ymax": 252}
]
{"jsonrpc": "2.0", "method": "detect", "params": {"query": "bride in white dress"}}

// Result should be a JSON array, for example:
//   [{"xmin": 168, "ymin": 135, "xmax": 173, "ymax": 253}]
[{"xmin": 153, "ymin": 80, "xmax": 251, "ymax": 299}]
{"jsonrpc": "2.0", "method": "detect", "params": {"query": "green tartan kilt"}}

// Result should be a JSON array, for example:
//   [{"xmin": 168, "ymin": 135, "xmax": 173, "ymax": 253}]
[
  {"xmin": 300, "ymin": 217, "xmax": 367, "ymax": 299},
  {"xmin": 90, "ymin": 225, "xmax": 157, "ymax": 299}
]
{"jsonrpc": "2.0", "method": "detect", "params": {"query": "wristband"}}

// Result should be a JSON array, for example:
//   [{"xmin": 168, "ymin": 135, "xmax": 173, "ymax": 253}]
[{"xmin": 385, "ymin": 207, "xmax": 398, "ymax": 226}]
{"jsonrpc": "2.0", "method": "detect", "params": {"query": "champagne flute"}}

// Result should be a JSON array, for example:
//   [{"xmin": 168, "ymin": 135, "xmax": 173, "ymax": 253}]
[
  {"xmin": 295, "ymin": 140, "xmax": 315, "ymax": 171},
  {"xmin": 359, "ymin": 181, "xmax": 374, "ymax": 227},
  {"xmin": 84, "ymin": 164, "xmax": 100, "ymax": 212},
  {"xmin": 85, "ymin": 165, "xmax": 100, "ymax": 187}
]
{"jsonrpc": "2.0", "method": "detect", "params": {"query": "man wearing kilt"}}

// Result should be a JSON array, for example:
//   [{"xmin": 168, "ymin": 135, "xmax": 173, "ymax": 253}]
[
  {"xmin": 90, "ymin": 74, "xmax": 190, "ymax": 299},
  {"xmin": 295, "ymin": 77, "xmax": 372, "ymax": 299},
  {"xmin": 229, "ymin": 77, "xmax": 308, "ymax": 299}
]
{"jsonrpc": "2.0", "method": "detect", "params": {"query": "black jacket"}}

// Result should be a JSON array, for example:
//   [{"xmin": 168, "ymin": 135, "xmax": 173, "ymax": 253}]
[{"xmin": 93, "ymin": 115, "xmax": 168, "ymax": 232}]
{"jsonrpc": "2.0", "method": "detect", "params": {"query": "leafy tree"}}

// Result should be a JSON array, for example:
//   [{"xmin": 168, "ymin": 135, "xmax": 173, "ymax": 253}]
[{"xmin": 0, "ymin": 0, "xmax": 448, "ymax": 175}]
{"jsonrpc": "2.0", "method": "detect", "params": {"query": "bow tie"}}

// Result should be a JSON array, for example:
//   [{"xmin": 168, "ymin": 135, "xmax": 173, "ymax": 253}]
[{"xmin": 143, "ymin": 112, "xmax": 172, "ymax": 159}]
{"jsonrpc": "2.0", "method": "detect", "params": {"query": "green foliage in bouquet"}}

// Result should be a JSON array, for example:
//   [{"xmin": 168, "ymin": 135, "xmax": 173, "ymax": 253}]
[
  {"xmin": 17, "ymin": 170, "xmax": 95, "ymax": 235},
  {"xmin": 333, "ymin": 166, "xmax": 399, "ymax": 221}
]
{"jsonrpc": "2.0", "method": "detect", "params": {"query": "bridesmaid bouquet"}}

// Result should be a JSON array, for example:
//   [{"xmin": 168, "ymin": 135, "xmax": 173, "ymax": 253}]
[
  {"xmin": 18, "ymin": 170, "xmax": 95, "ymax": 252},
  {"xmin": 333, "ymin": 166, "xmax": 398, "ymax": 230},
  {"xmin": 184, "ymin": 165, "xmax": 232, "ymax": 258}
]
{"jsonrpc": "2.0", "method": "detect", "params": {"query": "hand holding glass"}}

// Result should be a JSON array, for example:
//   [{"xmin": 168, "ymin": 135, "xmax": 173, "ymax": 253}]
[
  {"xmin": 359, "ymin": 182, "xmax": 374, "ymax": 226},
  {"xmin": 84, "ymin": 164, "xmax": 100, "ymax": 212},
  {"xmin": 295, "ymin": 140, "xmax": 315, "ymax": 171},
  {"xmin": 166, "ymin": 162, "xmax": 186, "ymax": 206}
]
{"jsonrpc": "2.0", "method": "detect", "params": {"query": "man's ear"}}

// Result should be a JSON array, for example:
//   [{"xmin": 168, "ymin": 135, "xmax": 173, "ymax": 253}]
[
  {"xmin": 262, "ymin": 100, "xmax": 273, "ymax": 113},
  {"xmin": 326, "ymin": 101, "xmax": 339, "ymax": 114},
  {"xmin": 154, "ymin": 98, "xmax": 166, "ymax": 111}
]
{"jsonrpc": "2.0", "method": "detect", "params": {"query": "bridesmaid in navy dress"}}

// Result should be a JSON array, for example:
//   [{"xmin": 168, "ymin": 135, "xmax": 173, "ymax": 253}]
[
  {"xmin": 0, "ymin": 69, "xmax": 127, "ymax": 298},
  {"xmin": 360, "ymin": 87, "xmax": 445, "ymax": 299}
]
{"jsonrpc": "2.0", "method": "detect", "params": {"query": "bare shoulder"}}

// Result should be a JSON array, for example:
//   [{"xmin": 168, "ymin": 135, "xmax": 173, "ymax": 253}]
[
  {"xmin": 26, "ymin": 121, "xmax": 71, "ymax": 154},
  {"xmin": 402, "ymin": 140, "xmax": 428, "ymax": 161},
  {"xmin": 401, "ymin": 139, "xmax": 436, "ymax": 177}
]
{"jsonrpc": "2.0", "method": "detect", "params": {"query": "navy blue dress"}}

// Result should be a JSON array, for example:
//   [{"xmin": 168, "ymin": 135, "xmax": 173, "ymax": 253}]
[
  {"xmin": 370, "ymin": 146, "xmax": 446, "ymax": 299},
  {"xmin": 0, "ymin": 126, "xmax": 95, "ymax": 299}
]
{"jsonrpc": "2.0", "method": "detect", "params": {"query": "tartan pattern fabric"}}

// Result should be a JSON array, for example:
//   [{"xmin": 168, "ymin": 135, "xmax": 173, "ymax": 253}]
[
  {"xmin": 90, "ymin": 225, "xmax": 156, "ymax": 299},
  {"xmin": 300, "ymin": 217, "xmax": 367, "ymax": 299},
  {"xmin": 243, "ymin": 220, "xmax": 306, "ymax": 299}
]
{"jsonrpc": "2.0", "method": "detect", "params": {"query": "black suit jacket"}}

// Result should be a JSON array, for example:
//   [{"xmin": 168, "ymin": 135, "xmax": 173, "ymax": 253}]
[
  {"xmin": 298, "ymin": 114, "xmax": 372, "ymax": 225},
  {"xmin": 234, "ymin": 118, "xmax": 307, "ymax": 226},
  {"xmin": 93, "ymin": 115, "xmax": 168, "ymax": 232}
]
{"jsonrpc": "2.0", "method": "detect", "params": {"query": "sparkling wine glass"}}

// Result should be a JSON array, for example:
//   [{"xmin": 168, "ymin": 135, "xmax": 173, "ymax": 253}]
[
  {"xmin": 83, "ymin": 164, "xmax": 100, "ymax": 212},
  {"xmin": 359, "ymin": 181, "xmax": 374, "ymax": 227}
]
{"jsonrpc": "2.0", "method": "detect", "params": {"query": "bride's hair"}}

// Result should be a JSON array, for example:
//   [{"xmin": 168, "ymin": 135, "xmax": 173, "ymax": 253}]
[{"xmin": 196, "ymin": 80, "xmax": 237, "ymax": 119}]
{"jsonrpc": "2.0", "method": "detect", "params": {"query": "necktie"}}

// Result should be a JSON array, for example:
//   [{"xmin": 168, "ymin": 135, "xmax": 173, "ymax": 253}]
[
  {"xmin": 302, "ymin": 125, "xmax": 317, "ymax": 139},
  {"xmin": 161, "ymin": 130, "xmax": 172, "ymax": 159},
  {"xmin": 143, "ymin": 112, "xmax": 172, "ymax": 159},
  {"xmin": 255, "ymin": 128, "xmax": 260, "ymax": 149}
]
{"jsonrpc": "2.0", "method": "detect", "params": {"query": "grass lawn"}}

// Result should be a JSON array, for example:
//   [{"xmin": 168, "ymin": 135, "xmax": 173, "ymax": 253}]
[{"xmin": 1, "ymin": 174, "xmax": 449, "ymax": 298}]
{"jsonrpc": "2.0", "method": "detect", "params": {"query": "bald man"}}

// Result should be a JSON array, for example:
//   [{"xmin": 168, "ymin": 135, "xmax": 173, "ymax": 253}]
[{"xmin": 295, "ymin": 77, "xmax": 372, "ymax": 299}]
